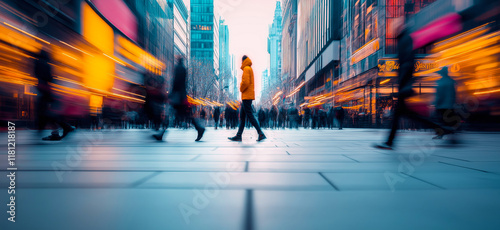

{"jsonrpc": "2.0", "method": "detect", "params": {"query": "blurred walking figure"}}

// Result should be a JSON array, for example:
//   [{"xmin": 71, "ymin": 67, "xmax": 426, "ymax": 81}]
[
  {"xmin": 336, "ymin": 106, "xmax": 345, "ymax": 130},
  {"xmin": 145, "ymin": 72, "xmax": 167, "ymax": 141},
  {"xmin": 229, "ymin": 55, "xmax": 266, "ymax": 141},
  {"xmin": 328, "ymin": 107, "xmax": 335, "ymax": 129},
  {"xmin": 434, "ymin": 66, "xmax": 459, "ymax": 141},
  {"xmin": 374, "ymin": 22, "xmax": 453, "ymax": 150},
  {"xmin": 270, "ymin": 105, "xmax": 278, "ymax": 129},
  {"xmin": 258, "ymin": 107, "xmax": 266, "ymax": 129},
  {"xmin": 213, "ymin": 106, "xmax": 221, "ymax": 129},
  {"xmin": 170, "ymin": 56, "xmax": 205, "ymax": 141},
  {"xmin": 303, "ymin": 107, "xmax": 311, "ymax": 128},
  {"xmin": 200, "ymin": 108, "xmax": 207, "ymax": 125},
  {"xmin": 35, "ymin": 49, "xmax": 74, "ymax": 141}
]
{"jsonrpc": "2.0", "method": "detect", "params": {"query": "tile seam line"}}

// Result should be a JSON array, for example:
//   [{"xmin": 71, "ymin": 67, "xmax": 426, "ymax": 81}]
[{"xmin": 318, "ymin": 172, "xmax": 339, "ymax": 191}]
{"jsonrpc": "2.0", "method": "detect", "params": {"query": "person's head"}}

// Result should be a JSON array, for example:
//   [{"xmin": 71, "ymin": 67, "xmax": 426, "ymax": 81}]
[
  {"xmin": 438, "ymin": 66, "xmax": 449, "ymax": 78},
  {"xmin": 38, "ymin": 48, "xmax": 50, "ymax": 61},
  {"xmin": 242, "ymin": 55, "xmax": 248, "ymax": 62},
  {"xmin": 175, "ymin": 55, "xmax": 185, "ymax": 66}
]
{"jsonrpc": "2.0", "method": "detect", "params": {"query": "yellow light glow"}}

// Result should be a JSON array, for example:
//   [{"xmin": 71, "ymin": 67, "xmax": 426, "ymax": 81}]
[{"xmin": 82, "ymin": 2, "xmax": 115, "ymax": 97}]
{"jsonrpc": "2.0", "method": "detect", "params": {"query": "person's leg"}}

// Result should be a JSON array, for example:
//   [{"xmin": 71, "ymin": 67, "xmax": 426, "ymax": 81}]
[
  {"xmin": 386, "ymin": 101, "xmax": 404, "ymax": 146},
  {"xmin": 404, "ymin": 107, "xmax": 453, "ymax": 136},
  {"xmin": 236, "ymin": 104, "xmax": 247, "ymax": 136},
  {"xmin": 242, "ymin": 100, "xmax": 264, "ymax": 135}
]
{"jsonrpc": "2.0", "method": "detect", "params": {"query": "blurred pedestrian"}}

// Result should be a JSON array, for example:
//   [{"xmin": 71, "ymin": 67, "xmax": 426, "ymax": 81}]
[
  {"xmin": 145, "ymin": 72, "xmax": 167, "ymax": 141},
  {"xmin": 271, "ymin": 105, "xmax": 278, "ymax": 129},
  {"xmin": 304, "ymin": 107, "xmax": 311, "ymax": 128},
  {"xmin": 229, "ymin": 55, "xmax": 266, "ymax": 141},
  {"xmin": 213, "ymin": 106, "xmax": 221, "ymax": 129},
  {"xmin": 170, "ymin": 56, "xmax": 205, "ymax": 141},
  {"xmin": 374, "ymin": 24, "xmax": 453, "ymax": 150},
  {"xmin": 328, "ymin": 107, "xmax": 335, "ymax": 129},
  {"xmin": 433, "ymin": 66, "xmax": 460, "ymax": 141},
  {"xmin": 336, "ymin": 106, "xmax": 345, "ymax": 130},
  {"xmin": 258, "ymin": 107, "xmax": 266, "ymax": 129},
  {"xmin": 200, "ymin": 108, "xmax": 206, "ymax": 125},
  {"xmin": 35, "ymin": 49, "xmax": 74, "ymax": 141}
]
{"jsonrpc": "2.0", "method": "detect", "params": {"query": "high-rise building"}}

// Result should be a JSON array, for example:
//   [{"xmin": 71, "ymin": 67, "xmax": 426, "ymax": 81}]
[
  {"xmin": 281, "ymin": 0, "xmax": 298, "ymax": 103},
  {"xmin": 173, "ymin": 0, "xmax": 190, "ymax": 59},
  {"xmin": 296, "ymin": 0, "xmax": 341, "ymax": 106},
  {"xmin": 190, "ymin": 0, "xmax": 219, "ymax": 98},
  {"xmin": 219, "ymin": 18, "xmax": 231, "ymax": 101},
  {"xmin": 261, "ymin": 69, "xmax": 270, "ymax": 100},
  {"xmin": 231, "ymin": 55, "xmax": 239, "ymax": 100},
  {"xmin": 267, "ymin": 1, "xmax": 282, "ymax": 96}
]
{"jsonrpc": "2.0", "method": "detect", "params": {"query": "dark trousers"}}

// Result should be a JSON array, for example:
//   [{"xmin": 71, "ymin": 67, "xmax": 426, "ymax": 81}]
[
  {"xmin": 386, "ymin": 98, "xmax": 449, "ymax": 146},
  {"xmin": 437, "ymin": 109, "xmax": 461, "ymax": 129},
  {"xmin": 237, "ymin": 100, "xmax": 263, "ymax": 136},
  {"xmin": 173, "ymin": 105, "xmax": 204, "ymax": 131},
  {"xmin": 337, "ymin": 117, "xmax": 344, "ymax": 129},
  {"xmin": 36, "ymin": 95, "xmax": 72, "ymax": 132}
]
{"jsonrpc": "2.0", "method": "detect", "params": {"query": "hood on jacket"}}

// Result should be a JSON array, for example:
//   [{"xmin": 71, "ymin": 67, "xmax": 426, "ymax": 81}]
[
  {"xmin": 438, "ymin": 66, "xmax": 449, "ymax": 78},
  {"xmin": 241, "ymin": 57, "xmax": 252, "ymax": 70}
]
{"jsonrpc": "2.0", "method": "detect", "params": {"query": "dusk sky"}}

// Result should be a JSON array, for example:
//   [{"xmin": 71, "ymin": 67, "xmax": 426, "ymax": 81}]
[{"xmin": 215, "ymin": 0, "xmax": 281, "ymax": 102}]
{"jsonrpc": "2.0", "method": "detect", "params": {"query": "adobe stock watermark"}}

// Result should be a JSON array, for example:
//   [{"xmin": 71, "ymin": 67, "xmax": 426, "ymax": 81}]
[
  {"xmin": 51, "ymin": 131, "xmax": 103, "ymax": 182},
  {"xmin": 178, "ymin": 148, "xmax": 257, "ymax": 225}
]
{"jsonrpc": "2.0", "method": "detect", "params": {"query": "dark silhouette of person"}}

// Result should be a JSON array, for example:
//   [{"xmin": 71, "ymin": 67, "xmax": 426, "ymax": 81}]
[
  {"xmin": 170, "ymin": 56, "xmax": 205, "ymax": 141},
  {"xmin": 228, "ymin": 55, "xmax": 266, "ymax": 141},
  {"xmin": 374, "ymin": 26, "xmax": 453, "ymax": 150},
  {"xmin": 145, "ymin": 72, "xmax": 167, "ymax": 141},
  {"xmin": 270, "ymin": 105, "xmax": 278, "ymax": 129},
  {"xmin": 35, "ymin": 49, "xmax": 74, "ymax": 141},
  {"xmin": 336, "ymin": 106, "xmax": 345, "ymax": 130},
  {"xmin": 213, "ymin": 106, "xmax": 221, "ymax": 129},
  {"xmin": 258, "ymin": 107, "xmax": 266, "ymax": 129},
  {"xmin": 434, "ymin": 66, "xmax": 459, "ymax": 142}
]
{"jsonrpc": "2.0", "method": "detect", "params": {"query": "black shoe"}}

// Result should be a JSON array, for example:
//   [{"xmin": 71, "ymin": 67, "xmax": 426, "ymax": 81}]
[
  {"xmin": 195, "ymin": 128, "xmax": 205, "ymax": 141},
  {"xmin": 432, "ymin": 135, "xmax": 444, "ymax": 140},
  {"xmin": 374, "ymin": 142, "xmax": 393, "ymax": 150},
  {"xmin": 42, "ymin": 133, "xmax": 62, "ymax": 141},
  {"xmin": 257, "ymin": 134, "xmax": 267, "ymax": 142},
  {"xmin": 152, "ymin": 134, "xmax": 163, "ymax": 141},
  {"xmin": 228, "ymin": 135, "xmax": 242, "ymax": 141},
  {"xmin": 61, "ymin": 126, "xmax": 75, "ymax": 139}
]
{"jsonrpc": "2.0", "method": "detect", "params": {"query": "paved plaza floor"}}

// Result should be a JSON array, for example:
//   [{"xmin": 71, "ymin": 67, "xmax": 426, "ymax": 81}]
[{"xmin": 1, "ymin": 128, "xmax": 500, "ymax": 229}]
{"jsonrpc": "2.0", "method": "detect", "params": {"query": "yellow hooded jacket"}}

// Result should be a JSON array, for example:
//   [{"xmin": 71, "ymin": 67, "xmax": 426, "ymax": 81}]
[{"xmin": 240, "ymin": 57, "xmax": 255, "ymax": 100}]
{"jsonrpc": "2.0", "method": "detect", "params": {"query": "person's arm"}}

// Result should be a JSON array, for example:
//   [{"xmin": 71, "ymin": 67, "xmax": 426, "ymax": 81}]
[{"xmin": 240, "ymin": 67, "xmax": 250, "ymax": 93}]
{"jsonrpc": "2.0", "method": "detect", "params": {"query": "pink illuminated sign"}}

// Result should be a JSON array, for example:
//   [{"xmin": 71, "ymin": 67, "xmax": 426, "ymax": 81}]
[{"xmin": 90, "ymin": 0, "xmax": 138, "ymax": 42}]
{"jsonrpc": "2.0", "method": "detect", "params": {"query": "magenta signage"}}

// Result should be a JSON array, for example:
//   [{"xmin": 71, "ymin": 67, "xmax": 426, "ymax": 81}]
[{"xmin": 90, "ymin": 0, "xmax": 138, "ymax": 42}]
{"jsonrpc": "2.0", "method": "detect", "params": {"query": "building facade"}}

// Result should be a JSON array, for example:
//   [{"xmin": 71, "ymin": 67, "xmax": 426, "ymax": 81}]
[
  {"xmin": 190, "ymin": 0, "xmax": 219, "ymax": 98},
  {"xmin": 337, "ymin": 0, "xmax": 437, "ymax": 127},
  {"xmin": 261, "ymin": 69, "xmax": 270, "ymax": 101},
  {"xmin": 173, "ymin": 0, "xmax": 190, "ymax": 59},
  {"xmin": 295, "ymin": 0, "xmax": 342, "ymax": 107},
  {"xmin": 219, "ymin": 18, "xmax": 232, "ymax": 101},
  {"xmin": 281, "ymin": 0, "xmax": 298, "ymax": 102},
  {"xmin": 267, "ymin": 1, "xmax": 283, "ymax": 98}
]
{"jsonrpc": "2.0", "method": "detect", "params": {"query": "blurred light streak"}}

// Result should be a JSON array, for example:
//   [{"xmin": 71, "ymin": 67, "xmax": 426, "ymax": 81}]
[
  {"xmin": 112, "ymin": 87, "xmax": 145, "ymax": 98},
  {"xmin": 62, "ymin": 53, "xmax": 77, "ymax": 61},
  {"xmin": 474, "ymin": 89, "xmax": 500, "ymax": 95},
  {"xmin": 60, "ymin": 41, "xmax": 93, "ymax": 57},
  {"xmin": 3, "ymin": 22, "xmax": 50, "ymax": 44},
  {"xmin": 272, "ymin": 91, "xmax": 283, "ymax": 101},
  {"xmin": 380, "ymin": 79, "xmax": 391, "ymax": 85},
  {"xmin": 286, "ymin": 81, "xmax": 305, "ymax": 98},
  {"xmin": 103, "ymin": 53, "xmax": 126, "ymax": 66}
]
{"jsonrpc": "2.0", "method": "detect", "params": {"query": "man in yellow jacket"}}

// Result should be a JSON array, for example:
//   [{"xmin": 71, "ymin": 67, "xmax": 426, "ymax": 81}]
[{"xmin": 229, "ymin": 55, "xmax": 266, "ymax": 141}]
